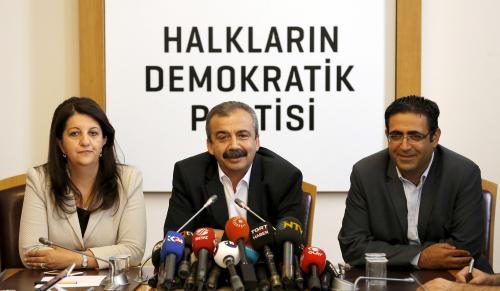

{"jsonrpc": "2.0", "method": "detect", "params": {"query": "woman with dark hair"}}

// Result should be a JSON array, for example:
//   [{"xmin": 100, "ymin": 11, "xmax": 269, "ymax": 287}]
[{"xmin": 19, "ymin": 97, "xmax": 146, "ymax": 270}]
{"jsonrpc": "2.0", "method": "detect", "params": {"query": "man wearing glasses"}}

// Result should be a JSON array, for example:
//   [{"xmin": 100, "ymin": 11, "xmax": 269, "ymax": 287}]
[{"xmin": 338, "ymin": 95, "xmax": 491, "ymax": 272}]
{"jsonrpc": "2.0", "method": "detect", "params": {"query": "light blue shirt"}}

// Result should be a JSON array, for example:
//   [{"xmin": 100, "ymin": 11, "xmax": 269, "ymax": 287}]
[
  {"xmin": 217, "ymin": 164, "xmax": 252, "ymax": 220},
  {"xmin": 396, "ymin": 151, "xmax": 434, "ymax": 267}
]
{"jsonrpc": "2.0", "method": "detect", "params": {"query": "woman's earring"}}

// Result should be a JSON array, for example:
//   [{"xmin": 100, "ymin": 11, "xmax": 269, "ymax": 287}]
[
  {"xmin": 62, "ymin": 153, "xmax": 67, "ymax": 158},
  {"xmin": 99, "ymin": 152, "xmax": 103, "ymax": 158}
]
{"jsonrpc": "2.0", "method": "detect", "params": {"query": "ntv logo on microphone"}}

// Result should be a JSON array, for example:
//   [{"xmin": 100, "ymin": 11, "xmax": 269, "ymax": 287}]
[{"xmin": 280, "ymin": 220, "xmax": 303, "ymax": 234}]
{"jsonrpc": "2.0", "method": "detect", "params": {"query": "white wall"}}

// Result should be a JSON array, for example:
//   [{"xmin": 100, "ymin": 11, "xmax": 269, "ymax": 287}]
[
  {"xmin": 2, "ymin": 0, "xmax": 499, "ymax": 271},
  {"xmin": 422, "ymin": 0, "xmax": 500, "ymax": 271}
]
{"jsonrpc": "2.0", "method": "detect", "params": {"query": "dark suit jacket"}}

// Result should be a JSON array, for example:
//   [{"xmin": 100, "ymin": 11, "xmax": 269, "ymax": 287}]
[
  {"xmin": 338, "ymin": 145, "xmax": 491, "ymax": 272},
  {"xmin": 164, "ymin": 147, "xmax": 304, "ymax": 235}
]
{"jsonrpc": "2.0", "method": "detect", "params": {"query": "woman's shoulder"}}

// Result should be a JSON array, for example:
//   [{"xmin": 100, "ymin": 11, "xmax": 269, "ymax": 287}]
[
  {"xmin": 27, "ymin": 165, "xmax": 49, "ymax": 185},
  {"xmin": 116, "ymin": 164, "xmax": 142, "ymax": 179}
]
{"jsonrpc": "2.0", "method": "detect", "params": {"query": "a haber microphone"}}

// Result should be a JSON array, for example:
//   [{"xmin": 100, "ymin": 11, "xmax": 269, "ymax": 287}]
[
  {"xmin": 225, "ymin": 216, "xmax": 258, "ymax": 290},
  {"xmin": 299, "ymin": 246, "xmax": 326, "ymax": 291},
  {"xmin": 38, "ymin": 237, "xmax": 122, "ymax": 290},
  {"xmin": 158, "ymin": 231, "xmax": 184, "ymax": 290},
  {"xmin": 250, "ymin": 221, "xmax": 282, "ymax": 290},
  {"xmin": 177, "ymin": 194, "xmax": 218, "ymax": 233},
  {"xmin": 192, "ymin": 227, "xmax": 217, "ymax": 291},
  {"xmin": 275, "ymin": 217, "xmax": 304, "ymax": 289},
  {"xmin": 213, "ymin": 241, "xmax": 244, "ymax": 291}
]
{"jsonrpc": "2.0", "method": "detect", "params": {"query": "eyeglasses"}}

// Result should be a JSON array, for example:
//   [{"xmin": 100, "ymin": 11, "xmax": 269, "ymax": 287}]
[{"xmin": 387, "ymin": 132, "xmax": 431, "ymax": 144}]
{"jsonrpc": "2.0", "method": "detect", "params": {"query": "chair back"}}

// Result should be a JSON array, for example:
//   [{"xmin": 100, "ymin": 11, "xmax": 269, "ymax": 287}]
[
  {"xmin": 301, "ymin": 181, "xmax": 317, "ymax": 246},
  {"xmin": 0, "ymin": 174, "xmax": 27, "ymax": 270},
  {"xmin": 482, "ymin": 179, "xmax": 497, "ymax": 267}
]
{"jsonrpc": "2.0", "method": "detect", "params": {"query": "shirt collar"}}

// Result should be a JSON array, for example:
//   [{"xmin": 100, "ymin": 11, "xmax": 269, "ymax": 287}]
[
  {"xmin": 396, "ymin": 151, "xmax": 435, "ymax": 185},
  {"xmin": 217, "ymin": 163, "xmax": 253, "ymax": 186}
]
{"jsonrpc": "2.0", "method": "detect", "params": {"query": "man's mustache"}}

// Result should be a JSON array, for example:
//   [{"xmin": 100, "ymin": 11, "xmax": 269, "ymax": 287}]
[{"xmin": 223, "ymin": 149, "xmax": 247, "ymax": 159}]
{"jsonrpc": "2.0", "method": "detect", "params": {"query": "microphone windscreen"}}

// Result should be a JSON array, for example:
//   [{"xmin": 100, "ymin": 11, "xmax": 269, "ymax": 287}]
[
  {"xmin": 152, "ymin": 242, "xmax": 162, "ymax": 268},
  {"xmin": 160, "ymin": 231, "xmax": 185, "ymax": 263},
  {"xmin": 181, "ymin": 230, "xmax": 193, "ymax": 247},
  {"xmin": 249, "ymin": 221, "xmax": 275, "ymax": 250},
  {"xmin": 225, "ymin": 216, "xmax": 250, "ymax": 242},
  {"xmin": 192, "ymin": 227, "xmax": 216, "ymax": 256},
  {"xmin": 299, "ymin": 246, "xmax": 327, "ymax": 274},
  {"xmin": 275, "ymin": 217, "xmax": 303, "ymax": 246},
  {"xmin": 244, "ymin": 246, "xmax": 259, "ymax": 264},
  {"xmin": 213, "ymin": 240, "xmax": 240, "ymax": 268}
]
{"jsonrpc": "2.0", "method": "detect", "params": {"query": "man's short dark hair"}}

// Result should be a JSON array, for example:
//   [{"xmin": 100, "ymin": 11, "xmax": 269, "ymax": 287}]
[
  {"xmin": 385, "ymin": 95, "xmax": 440, "ymax": 134},
  {"xmin": 205, "ymin": 101, "xmax": 259, "ymax": 141}
]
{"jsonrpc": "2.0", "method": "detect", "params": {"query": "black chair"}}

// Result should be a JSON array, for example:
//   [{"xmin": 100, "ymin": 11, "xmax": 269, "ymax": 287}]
[
  {"xmin": 301, "ymin": 181, "xmax": 317, "ymax": 246},
  {"xmin": 0, "ymin": 174, "xmax": 26, "ymax": 270},
  {"xmin": 482, "ymin": 179, "xmax": 497, "ymax": 267}
]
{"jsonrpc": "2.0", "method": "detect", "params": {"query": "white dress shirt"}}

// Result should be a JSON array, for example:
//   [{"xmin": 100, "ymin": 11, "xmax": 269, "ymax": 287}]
[
  {"xmin": 396, "ymin": 152, "xmax": 434, "ymax": 266},
  {"xmin": 217, "ymin": 164, "xmax": 252, "ymax": 220}
]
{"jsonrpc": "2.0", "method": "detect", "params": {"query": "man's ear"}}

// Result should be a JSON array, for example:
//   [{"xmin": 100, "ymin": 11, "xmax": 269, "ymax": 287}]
[
  {"xmin": 431, "ymin": 128, "xmax": 441, "ymax": 146},
  {"xmin": 207, "ymin": 138, "xmax": 214, "ymax": 155}
]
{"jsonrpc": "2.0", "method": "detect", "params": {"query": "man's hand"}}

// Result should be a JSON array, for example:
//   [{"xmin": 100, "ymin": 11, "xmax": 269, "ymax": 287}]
[
  {"xmin": 456, "ymin": 266, "xmax": 498, "ymax": 285},
  {"xmin": 418, "ymin": 278, "xmax": 465, "ymax": 291},
  {"xmin": 418, "ymin": 243, "xmax": 472, "ymax": 269}
]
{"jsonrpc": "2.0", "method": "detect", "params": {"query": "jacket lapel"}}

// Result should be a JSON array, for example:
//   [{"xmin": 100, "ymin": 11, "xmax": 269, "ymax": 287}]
[
  {"xmin": 247, "ymin": 154, "xmax": 265, "ymax": 228},
  {"xmin": 386, "ymin": 158, "xmax": 408, "ymax": 240},
  {"xmin": 65, "ymin": 209, "xmax": 85, "ymax": 248},
  {"xmin": 418, "ymin": 149, "xmax": 442, "ymax": 239},
  {"xmin": 205, "ymin": 161, "xmax": 228, "ymax": 228}
]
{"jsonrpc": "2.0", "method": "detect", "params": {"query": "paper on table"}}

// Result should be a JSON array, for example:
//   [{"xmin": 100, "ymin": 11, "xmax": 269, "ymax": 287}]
[{"xmin": 34, "ymin": 275, "xmax": 107, "ymax": 288}]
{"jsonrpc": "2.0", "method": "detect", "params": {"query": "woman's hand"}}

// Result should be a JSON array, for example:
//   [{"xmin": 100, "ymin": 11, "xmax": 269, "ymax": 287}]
[{"xmin": 23, "ymin": 246, "xmax": 82, "ymax": 270}]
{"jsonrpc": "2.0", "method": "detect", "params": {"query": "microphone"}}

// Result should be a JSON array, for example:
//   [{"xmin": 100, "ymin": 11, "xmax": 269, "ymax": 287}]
[
  {"xmin": 206, "ymin": 264, "xmax": 222, "ymax": 291},
  {"xmin": 158, "ymin": 231, "xmax": 184, "ymax": 289},
  {"xmin": 177, "ymin": 231, "xmax": 193, "ymax": 279},
  {"xmin": 153, "ymin": 194, "xmax": 218, "ymax": 269},
  {"xmin": 294, "ymin": 254, "xmax": 304, "ymax": 290},
  {"xmin": 225, "ymin": 216, "xmax": 258, "ymax": 290},
  {"xmin": 192, "ymin": 227, "xmax": 217, "ymax": 291},
  {"xmin": 213, "ymin": 241, "xmax": 244, "ymax": 291},
  {"xmin": 275, "ymin": 217, "xmax": 303, "ymax": 289},
  {"xmin": 177, "ymin": 195, "xmax": 218, "ymax": 233},
  {"xmin": 320, "ymin": 260, "xmax": 335, "ymax": 290},
  {"xmin": 38, "ymin": 237, "xmax": 122, "ymax": 290},
  {"xmin": 249, "ymin": 221, "xmax": 282, "ymax": 290},
  {"xmin": 184, "ymin": 260, "xmax": 198, "ymax": 291},
  {"xmin": 255, "ymin": 261, "xmax": 270, "ymax": 291},
  {"xmin": 244, "ymin": 245, "xmax": 260, "ymax": 264},
  {"xmin": 234, "ymin": 198, "xmax": 270, "ymax": 226},
  {"xmin": 299, "ymin": 246, "xmax": 326, "ymax": 291}
]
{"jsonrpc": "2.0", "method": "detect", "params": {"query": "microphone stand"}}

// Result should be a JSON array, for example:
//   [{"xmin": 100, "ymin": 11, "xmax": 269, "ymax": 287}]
[{"xmin": 39, "ymin": 238, "xmax": 120, "ymax": 290}]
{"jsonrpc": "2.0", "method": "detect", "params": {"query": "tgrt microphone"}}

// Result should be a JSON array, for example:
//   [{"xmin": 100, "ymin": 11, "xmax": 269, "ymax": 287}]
[
  {"xmin": 38, "ymin": 237, "xmax": 124, "ymax": 290},
  {"xmin": 250, "ymin": 221, "xmax": 282, "ymax": 290}
]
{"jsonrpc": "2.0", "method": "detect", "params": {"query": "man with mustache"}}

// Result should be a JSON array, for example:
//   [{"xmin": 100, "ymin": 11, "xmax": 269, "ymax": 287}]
[
  {"xmin": 339, "ymin": 96, "xmax": 492, "ymax": 272},
  {"xmin": 163, "ymin": 101, "xmax": 304, "ymax": 241}
]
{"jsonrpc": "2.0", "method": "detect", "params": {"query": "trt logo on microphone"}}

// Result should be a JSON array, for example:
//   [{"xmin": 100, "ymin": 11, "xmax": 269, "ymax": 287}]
[
  {"xmin": 279, "ymin": 220, "xmax": 303, "ymax": 234},
  {"xmin": 229, "ymin": 217, "xmax": 247, "ymax": 229}
]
